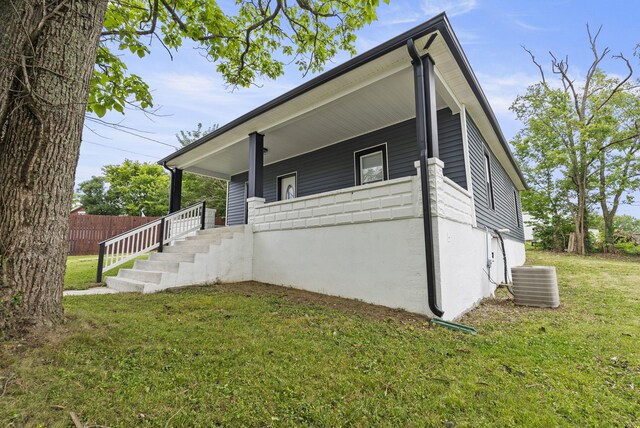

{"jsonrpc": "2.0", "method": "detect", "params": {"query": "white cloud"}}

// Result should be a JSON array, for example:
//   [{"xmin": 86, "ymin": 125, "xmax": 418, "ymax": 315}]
[
  {"xmin": 421, "ymin": 0, "xmax": 478, "ymax": 17},
  {"xmin": 455, "ymin": 30, "xmax": 482, "ymax": 45},
  {"xmin": 475, "ymin": 71, "xmax": 541, "ymax": 139},
  {"xmin": 477, "ymin": 72, "xmax": 540, "ymax": 112},
  {"xmin": 147, "ymin": 71, "xmax": 296, "ymax": 123},
  {"xmin": 513, "ymin": 19, "xmax": 551, "ymax": 32}
]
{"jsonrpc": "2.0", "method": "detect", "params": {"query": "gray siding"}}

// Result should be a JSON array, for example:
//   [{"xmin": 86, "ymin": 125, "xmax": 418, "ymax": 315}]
[
  {"xmin": 227, "ymin": 109, "xmax": 468, "ymax": 226},
  {"xmin": 438, "ymin": 108, "xmax": 466, "ymax": 190},
  {"xmin": 467, "ymin": 116, "xmax": 524, "ymax": 242},
  {"xmin": 226, "ymin": 181, "xmax": 246, "ymax": 226}
]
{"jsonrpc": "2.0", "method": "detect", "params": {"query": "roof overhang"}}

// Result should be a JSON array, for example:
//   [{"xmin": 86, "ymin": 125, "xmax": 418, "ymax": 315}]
[{"xmin": 159, "ymin": 13, "xmax": 527, "ymax": 190}]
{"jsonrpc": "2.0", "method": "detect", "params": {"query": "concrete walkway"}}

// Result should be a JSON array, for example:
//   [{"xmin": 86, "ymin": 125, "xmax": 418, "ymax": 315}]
[{"xmin": 63, "ymin": 287, "xmax": 120, "ymax": 297}]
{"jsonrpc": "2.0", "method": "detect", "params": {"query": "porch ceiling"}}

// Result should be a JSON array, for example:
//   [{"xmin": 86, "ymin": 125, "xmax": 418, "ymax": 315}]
[{"xmin": 186, "ymin": 66, "xmax": 449, "ymax": 178}]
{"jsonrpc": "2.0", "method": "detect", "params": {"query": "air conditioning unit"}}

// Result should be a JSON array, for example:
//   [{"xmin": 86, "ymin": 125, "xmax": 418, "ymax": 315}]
[{"xmin": 510, "ymin": 266, "xmax": 560, "ymax": 308}]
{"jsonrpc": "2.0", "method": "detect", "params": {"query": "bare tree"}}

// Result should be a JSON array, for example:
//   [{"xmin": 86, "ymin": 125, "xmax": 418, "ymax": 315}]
[{"xmin": 514, "ymin": 26, "xmax": 639, "ymax": 254}]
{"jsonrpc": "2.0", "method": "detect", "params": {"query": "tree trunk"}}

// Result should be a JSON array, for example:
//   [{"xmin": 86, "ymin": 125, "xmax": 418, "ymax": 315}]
[
  {"xmin": 571, "ymin": 182, "xmax": 588, "ymax": 255},
  {"xmin": 602, "ymin": 212, "xmax": 617, "ymax": 253},
  {"xmin": 0, "ymin": 0, "xmax": 108, "ymax": 336}
]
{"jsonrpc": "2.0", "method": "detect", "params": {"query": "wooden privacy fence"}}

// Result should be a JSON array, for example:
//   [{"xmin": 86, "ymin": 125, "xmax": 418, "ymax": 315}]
[{"xmin": 68, "ymin": 214, "xmax": 160, "ymax": 255}]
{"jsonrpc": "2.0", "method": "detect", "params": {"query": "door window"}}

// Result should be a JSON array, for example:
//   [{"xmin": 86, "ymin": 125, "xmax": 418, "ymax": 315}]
[{"xmin": 278, "ymin": 173, "xmax": 297, "ymax": 200}]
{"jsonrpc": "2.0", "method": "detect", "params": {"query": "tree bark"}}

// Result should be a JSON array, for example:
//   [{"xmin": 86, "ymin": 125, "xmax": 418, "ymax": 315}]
[
  {"xmin": 572, "ymin": 181, "xmax": 588, "ymax": 255},
  {"xmin": 0, "ymin": 0, "xmax": 108, "ymax": 336}
]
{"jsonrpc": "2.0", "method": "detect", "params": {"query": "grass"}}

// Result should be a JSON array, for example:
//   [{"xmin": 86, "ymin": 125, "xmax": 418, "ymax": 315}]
[
  {"xmin": 64, "ymin": 255, "xmax": 147, "ymax": 290},
  {"xmin": 2, "ymin": 251, "xmax": 639, "ymax": 427}
]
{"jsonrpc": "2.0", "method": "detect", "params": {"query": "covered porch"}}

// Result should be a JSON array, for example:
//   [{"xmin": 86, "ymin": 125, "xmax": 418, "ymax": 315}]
[{"xmin": 159, "ymin": 21, "xmax": 481, "ymax": 223}]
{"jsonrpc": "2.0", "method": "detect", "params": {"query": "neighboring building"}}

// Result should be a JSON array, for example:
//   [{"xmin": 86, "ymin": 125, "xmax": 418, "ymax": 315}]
[
  {"xmin": 107, "ymin": 13, "xmax": 526, "ymax": 321},
  {"xmin": 70, "ymin": 206, "xmax": 87, "ymax": 215},
  {"xmin": 522, "ymin": 213, "xmax": 535, "ymax": 242}
]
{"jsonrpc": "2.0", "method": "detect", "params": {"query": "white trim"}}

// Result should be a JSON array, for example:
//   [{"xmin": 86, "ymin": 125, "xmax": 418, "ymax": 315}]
[
  {"xmin": 483, "ymin": 151, "xmax": 495, "ymax": 210},
  {"xmin": 434, "ymin": 67, "xmax": 462, "ymax": 114},
  {"xmin": 459, "ymin": 105, "xmax": 476, "ymax": 226},
  {"xmin": 260, "ymin": 175, "xmax": 413, "ymax": 208},
  {"xmin": 443, "ymin": 176, "xmax": 472, "ymax": 199},
  {"xmin": 353, "ymin": 142, "xmax": 390, "ymax": 186},
  {"xmin": 184, "ymin": 166, "xmax": 231, "ymax": 181},
  {"xmin": 276, "ymin": 171, "xmax": 298, "ymax": 201}
]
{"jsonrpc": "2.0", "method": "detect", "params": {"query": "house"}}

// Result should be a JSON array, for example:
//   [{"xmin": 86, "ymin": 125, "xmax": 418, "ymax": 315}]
[
  {"xmin": 105, "ymin": 13, "xmax": 526, "ymax": 321},
  {"xmin": 522, "ymin": 213, "xmax": 535, "ymax": 242},
  {"xmin": 70, "ymin": 206, "xmax": 87, "ymax": 215}
]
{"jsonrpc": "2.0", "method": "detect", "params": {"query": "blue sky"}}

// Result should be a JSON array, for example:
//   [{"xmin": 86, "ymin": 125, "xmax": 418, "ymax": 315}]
[{"xmin": 81, "ymin": 0, "xmax": 640, "ymax": 216}]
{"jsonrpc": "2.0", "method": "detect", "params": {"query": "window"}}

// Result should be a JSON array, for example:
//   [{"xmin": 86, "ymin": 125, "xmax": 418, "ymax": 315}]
[
  {"xmin": 514, "ymin": 190, "xmax": 520, "ymax": 227},
  {"xmin": 355, "ymin": 144, "xmax": 388, "ymax": 185},
  {"xmin": 484, "ymin": 153, "xmax": 495, "ymax": 209}
]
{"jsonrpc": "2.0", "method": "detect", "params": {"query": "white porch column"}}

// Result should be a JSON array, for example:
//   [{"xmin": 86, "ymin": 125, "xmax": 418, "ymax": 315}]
[
  {"xmin": 246, "ymin": 197, "xmax": 265, "ymax": 224},
  {"xmin": 427, "ymin": 158, "xmax": 445, "ymax": 218}
]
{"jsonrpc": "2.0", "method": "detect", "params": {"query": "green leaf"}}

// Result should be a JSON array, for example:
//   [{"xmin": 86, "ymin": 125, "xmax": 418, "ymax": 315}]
[{"xmin": 93, "ymin": 104, "xmax": 107, "ymax": 118}]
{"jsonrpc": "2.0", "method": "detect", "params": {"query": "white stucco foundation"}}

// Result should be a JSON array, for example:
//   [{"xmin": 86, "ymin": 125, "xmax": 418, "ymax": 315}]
[
  {"xmin": 235, "ymin": 159, "xmax": 526, "ymax": 320},
  {"xmin": 427, "ymin": 158, "xmax": 526, "ymax": 319},
  {"xmin": 252, "ymin": 219, "xmax": 429, "ymax": 314}
]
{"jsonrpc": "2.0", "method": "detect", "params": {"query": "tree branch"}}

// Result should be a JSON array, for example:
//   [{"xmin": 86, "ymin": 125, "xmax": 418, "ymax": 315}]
[
  {"xmin": 101, "ymin": 0, "xmax": 158, "ymax": 37},
  {"xmin": 236, "ymin": 0, "xmax": 283, "ymax": 78},
  {"xmin": 586, "ymin": 53, "xmax": 634, "ymax": 125},
  {"xmin": 549, "ymin": 52, "xmax": 582, "ymax": 119},
  {"xmin": 522, "ymin": 45, "xmax": 545, "ymax": 84}
]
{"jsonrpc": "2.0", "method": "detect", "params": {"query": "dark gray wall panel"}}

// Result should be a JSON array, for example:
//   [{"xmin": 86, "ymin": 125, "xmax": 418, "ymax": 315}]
[
  {"xmin": 226, "ymin": 180, "xmax": 246, "ymax": 226},
  {"xmin": 467, "ymin": 116, "xmax": 524, "ymax": 242},
  {"xmin": 437, "ymin": 108, "xmax": 466, "ymax": 190}
]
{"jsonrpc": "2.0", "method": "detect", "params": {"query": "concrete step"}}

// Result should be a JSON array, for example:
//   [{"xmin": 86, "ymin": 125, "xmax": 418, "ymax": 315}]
[
  {"xmin": 134, "ymin": 259, "xmax": 181, "ymax": 273},
  {"xmin": 197, "ymin": 225, "xmax": 244, "ymax": 236},
  {"xmin": 184, "ymin": 234, "xmax": 222, "ymax": 242},
  {"xmin": 149, "ymin": 252, "xmax": 195, "ymax": 263},
  {"xmin": 105, "ymin": 276, "xmax": 146, "ymax": 293},
  {"xmin": 177, "ymin": 235, "xmax": 221, "ymax": 245},
  {"xmin": 163, "ymin": 243, "xmax": 212, "ymax": 254},
  {"xmin": 118, "ymin": 268, "xmax": 164, "ymax": 284}
]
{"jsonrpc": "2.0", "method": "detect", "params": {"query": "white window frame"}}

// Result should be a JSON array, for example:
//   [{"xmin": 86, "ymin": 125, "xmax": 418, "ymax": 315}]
[
  {"xmin": 353, "ymin": 143, "xmax": 389, "ymax": 186},
  {"xmin": 484, "ymin": 152, "xmax": 495, "ymax": 210}
]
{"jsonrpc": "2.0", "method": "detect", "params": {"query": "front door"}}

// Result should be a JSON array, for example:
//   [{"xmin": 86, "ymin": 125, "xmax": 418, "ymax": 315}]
[{"xmin": 278, "ymin": 173, "xmax": 297, "ymax": 200}]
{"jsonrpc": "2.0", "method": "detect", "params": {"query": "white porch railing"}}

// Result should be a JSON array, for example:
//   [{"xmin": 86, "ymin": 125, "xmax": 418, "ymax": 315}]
[
  {"xmin": 247, "ymin": 173, "xmax": 422, "ymax": 232},
  {"xmin": 163, "ymin": 203, "xmax": 206, "ymax": 245},
  {"xmin": 96, "ymin": 202, "xmax": 206, "ymax": 282}
]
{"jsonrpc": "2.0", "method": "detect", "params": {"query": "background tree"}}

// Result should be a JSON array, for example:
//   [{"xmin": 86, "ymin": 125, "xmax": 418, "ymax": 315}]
[
  {"xmin": 103, "ymin": 160, "xmax": 170, "ymax": 216},
  {"xmin": 594, "ymin": 88, "xmax": 640, "ymax": 251},
  {"xmin": 177, "ymin": 124, "xmax": 227, "ymax": 218},
  {"xmin": 77, "ymin": 176, "xmax": 120, "ymax": 215},
  {"xmin": 77, "ymin": 161, "xmax": 169, "ymax": 216},
  {"xmin": 512, "ymin": 28, "xmax": 640, "ymax": 254},
  {"xmin": 1, "ymin": 0, "xmax": 384, "ymax": 336}
]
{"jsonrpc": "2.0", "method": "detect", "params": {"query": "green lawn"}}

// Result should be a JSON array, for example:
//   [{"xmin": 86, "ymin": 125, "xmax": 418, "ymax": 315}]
[
  {"xmin": 2, "ymin": 251, "xmax": 639, "ymax": 427},
  {"xmin": 64, "ymin": 255, "xmax": 147, "ymax": 290}
]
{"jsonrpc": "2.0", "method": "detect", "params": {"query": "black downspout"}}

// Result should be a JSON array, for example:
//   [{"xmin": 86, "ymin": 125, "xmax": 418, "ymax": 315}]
[{"xmin": 407, "ymin": 38, "xmax": 444, "ymax": 318}]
